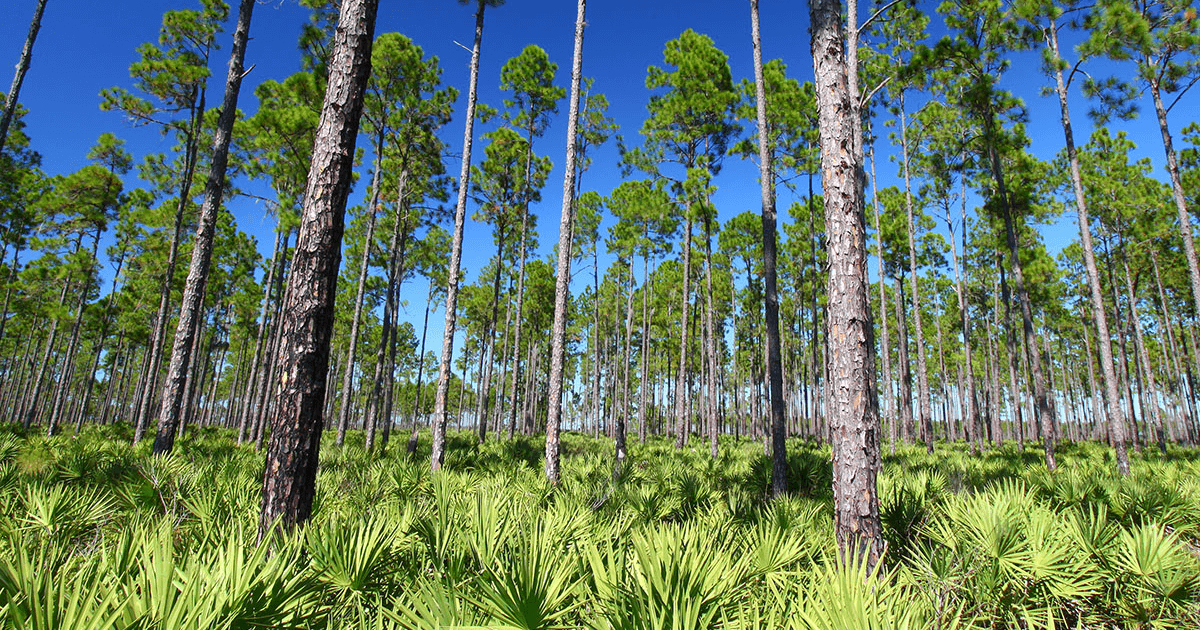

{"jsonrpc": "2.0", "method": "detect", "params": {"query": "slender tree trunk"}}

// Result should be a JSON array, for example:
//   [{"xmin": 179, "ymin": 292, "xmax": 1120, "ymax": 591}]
[
  {"xmin": 408, "ymin": 279, "xmax": 437, "ymax": 455},
  {"xmin": 240, "ymin": 229, "xmax": 282, "ymax": 444},
  {"xmin": 898, "ymin": 93, "xmax": 933, "ymax": 454},
  {"xmin": 23, "ymin": 283, "xmax": 68, "ymax": 429},
  {"xmin": 894, "ymin": 275, "xmax": 913, "ymax": 442},
  {"xmin": 673, "ymin": 215, "xmax": 694, "ymax": 448},
  {"xmin": 133, "ymin": 86, "xmax": 205, "ymax": 444},
  {"xmin": 0, "ymin": 0, "xmax": 48, "ymax": 155},
  {"xmin": 258, "ymin": 0, "xmax": 377, "ymax": 537},
  {"xmin": 944, "ymin": 197, "xmax": 978, "ymax": 453},
  {"xmin": 1047, "ymin": 20, "xmax": 1128, "ymax": 473},
  {"xmin": 810, "ymin": 0, "xmax": 883, "ymax": 566},
  {"xmin": 49, "ymin": 236, "xmax": 100, "ymax": 435},
  {"xmin": 703, "ymin": 215, "xmax": 720, "ymax": 459},
  {"xmin": 336, "ymin": 155, "xmax": 383, "ymax": 446},
  {"xmin": 432, "ymin": 0, "xmax": 487, "ymax": 472},
  {"xmin": 986, "ymin": 134, "xmax": 1055, "ymax": 469},
  {"xmin": 867, "ymin": 136, "xmax": 893, "ymax": 455},
  {"xmin": 751, "ymin": 0, "xmax": 785, "ymax": 492},
  {"xmin": 1123, "ymin": 258, "xmax": 1167, "ymax": 454},
  {"xmin": 153, "ymin": 0, "xmax": 255, "ymax": 454},
  {"xmin": 617, "ymin": 264, "xmax": 634, "ymax": 466}
]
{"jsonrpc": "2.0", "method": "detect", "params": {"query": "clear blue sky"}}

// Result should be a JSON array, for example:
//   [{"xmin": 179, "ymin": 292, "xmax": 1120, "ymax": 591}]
[{"xmin": 1, "ymin": 0, "xmax": 1194, "ymax": 326}]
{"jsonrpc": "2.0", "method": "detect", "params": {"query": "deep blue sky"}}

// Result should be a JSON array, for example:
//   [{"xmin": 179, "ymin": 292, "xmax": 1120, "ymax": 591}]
[{"xmin": 2, "ymin": 0, "xmax": 1194, "ymax": 324}]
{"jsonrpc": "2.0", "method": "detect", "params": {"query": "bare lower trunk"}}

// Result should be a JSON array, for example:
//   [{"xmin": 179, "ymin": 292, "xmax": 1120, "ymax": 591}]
[
  {"xmin": 154, "ymin": 0, "xmax": 255, "ymax": 454},
  {"xmin": 673, "ymin": 216, "xmax": 693, "ymax": 448},
  {"xmin": 258, "ymin": 0, "xmax": 377, "ymax": 537},
  {"xmin": 432, "ymin": 0, "xmax": 487, "ymax": 473},
  {"xmin": 810, "ymin": 0, "xmax": 883, "ymax": 566},
  {"xmin": 751, "ymin": 0, "xmax": 786, "ymax": 495},
  {"xmin": 1047, "ymin": 16, "xmax": 1127, "ymax": 472}
]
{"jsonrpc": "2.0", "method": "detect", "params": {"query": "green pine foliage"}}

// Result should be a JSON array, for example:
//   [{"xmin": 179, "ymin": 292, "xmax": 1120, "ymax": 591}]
[{"xmin": 0, "ymin": 427, "xmax": 1197, "ymax": 629}]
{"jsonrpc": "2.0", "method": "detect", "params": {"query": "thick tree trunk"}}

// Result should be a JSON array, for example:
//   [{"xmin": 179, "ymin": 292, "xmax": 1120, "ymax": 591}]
[
  {"xmin": 810, "ymin": 0, "xmax": 883, "ymax": 566},
  {"xmin": 258, "ymin": 0, "xmax": 377, "ymax": 537},
  {"xmin": 0, "ymin": 0, "xmax": 48, "ymax": 156},
  {"xmin": 432, "ymin": 0, "xmax": 486, "ymax": 472}
]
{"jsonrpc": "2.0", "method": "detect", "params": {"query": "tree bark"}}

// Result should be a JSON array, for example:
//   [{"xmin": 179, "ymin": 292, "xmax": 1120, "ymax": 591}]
[
  {"xmin": 810, "ymin": 0, "xmax": 883, "ymax": 567},
  {"xmin": 153, "ymin": 0, "xmax": 255, "ymax": 454},
  {"xmin": 336, "ymin": 150, "xmax": 383, "ymax": 446},
  {"xmin": 0, "ymin": 0, "xmax": 48, "ymax": 156},
  {"xmin": 751, "ymin": 0, "xmax": 787, "ymax": 497},
  {"xmin": 1047, "ymin": 19, "xmax": 1128, "ymax": 473},
  {"xmin": 258, "ymin": 0, "xmax": 377, "ymax": 537},
  {"xmin": 432, "ymin": 0, "xmax": 487, "ymax": 472}
]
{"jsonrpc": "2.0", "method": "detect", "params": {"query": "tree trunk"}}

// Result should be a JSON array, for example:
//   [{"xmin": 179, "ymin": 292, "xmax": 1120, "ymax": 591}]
[
  {"xmin": 240, "ymin": 229, "xmax": 283, "ymax": 444},
  {"xmin": 673, "ymin": 216, "xmax": 693, "ymax": 448},
  {"xmin": 867, "ymin": 135, "xmax": 893, "ymax": 454},
  {"xmin": 985, "ymin": 134, "xmax": 1055, "ymax": 469},
  {"xmin": 153, "ymin": 0, "xmax": 255, "ymax": 454},
  {"xmin": 432, "ymin": 0, "xmax": 487, "ymax": 473},
  {"xmin": 336, "ymin": 153, "xmax": 383, "ymax": 446},
  {"xmin": 899, "ymin": 92, "xmax": 933, "ymax": 454},
  {"xmin": 133, "ymin": 86, "xmax": 205, "ymax": 444},
  {"xmin": 1047, "ymin": 20, "xmax": 1128, "ymax": 473},
  {"xmin": 810, "ymin": 0, "xmax": 883, "ymax": 566},
  {"xmin": 258, "ymin": 0, "xmax": 377, "ymax": 537},
  {"xmin": 703, "ymin": 214, "xmax": 720, "ymax": 459},
  {"xmin": 750, "ymin": 0, "xmax": 785, "ymax": 491},
  {"xmin": 1123, "ymin": 258, "xmax": 1167, "ymax": 454},
  {"xmin": 0, "ymin": 0, "xmax": 48, "ymax": 156},
  {"xmin": 895, "ymin": 275, "xmax": 913, "ymax": 442}
]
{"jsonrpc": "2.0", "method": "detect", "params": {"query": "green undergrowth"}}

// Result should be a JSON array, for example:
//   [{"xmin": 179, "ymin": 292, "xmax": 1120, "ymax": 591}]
[{"xmin": 0, "ymin": 424, "xmax": 1198, "ymax": 629}]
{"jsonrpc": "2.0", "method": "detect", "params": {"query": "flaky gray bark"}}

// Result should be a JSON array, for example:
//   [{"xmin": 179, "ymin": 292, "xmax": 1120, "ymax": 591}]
[
  {"xmin": 154, "ymin": 0, "xmax": 255, "ymax": 455},
  {"xmin": 545, "ymin": 0, "xmax": 585, "ymax": 483},
  {"xmin": 258, "ymin": 0, "xmax": 377, "ymax": 537},
  {"xmin": 810, "ymin": 0, "xmax": 883, "ymax": 567}
]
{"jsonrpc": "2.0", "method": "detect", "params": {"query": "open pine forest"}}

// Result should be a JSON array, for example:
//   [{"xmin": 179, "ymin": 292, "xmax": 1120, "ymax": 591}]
[{"xmin": 2, "ymin": 0, "xmax": 1200, "ymax": 626}]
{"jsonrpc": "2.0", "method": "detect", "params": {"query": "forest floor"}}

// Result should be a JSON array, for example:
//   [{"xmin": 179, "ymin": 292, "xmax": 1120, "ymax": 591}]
[{"xmin": 1, "ymin": 424, "xmax": 1198, "ymax": 629}]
